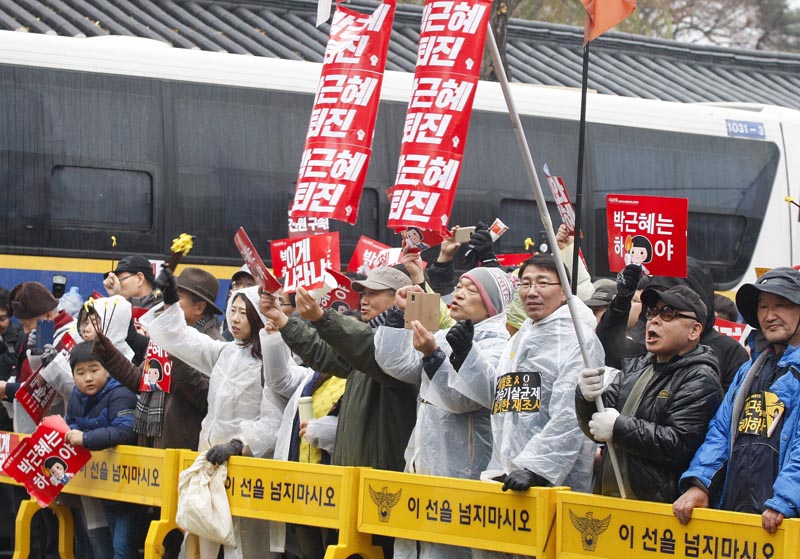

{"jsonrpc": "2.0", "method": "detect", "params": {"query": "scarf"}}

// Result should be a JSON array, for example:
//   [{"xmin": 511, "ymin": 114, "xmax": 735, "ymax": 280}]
[{"xmin": 133, "ymin": 316, "xmax": 211, "ymax": 438}]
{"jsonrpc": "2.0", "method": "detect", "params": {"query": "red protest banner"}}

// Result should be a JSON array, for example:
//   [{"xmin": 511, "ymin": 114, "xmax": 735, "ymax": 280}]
[
  {"xmin": 290, "ymin": 1, "xmax": 396, "ymax": 224},
  {"xmin": 288, "ymin": 212, "xmax": 330, "ymax": 238},
  {"xmin": 606, "ymin": 194, "xmax": 688, "ymax": 277},
  {"xmin": 139, "ymin": 341, "xmax": 172, "ymax": 393},
  {"xmin": 544, "ymin": 164, "xmax": 576, "ymax": 233},
  {"xmin": 0, "ymin": 431, "xmax": 22, "ymax": 475},
  {"xmin": 1, "ymin": 416, "xmax": 91, "ymax": 507},
  {"xmin": 318, "ymin": 270, "xmax": 361, "ymax": 313},
  {"xmin": 271, "ymin": 233, "xmax": 341, "ymax": 294},
  {"xmin": 386, "ymin": 0, "xmax": 492, "ymax": 233},
  {"xmin": 713, "ymin": 317, "xmax": 747, "ymax": 344},
  {"xmin": 233, "ymin": 227, "xmax": 282, "ymax": 293},
  {"xmin": 347, "ymin": 236, "xmax": 391, "ymax": 274},
  {"xmin": 496, "ymin": 253, "xmax": 531, "ymax": 268},
  {"xmin": 402, "ymin": 227, "xmax": 444, "ymax": 252},
  {"xmin": 17, "ymin": 332, "xmax": 78, "ymax": 424}
]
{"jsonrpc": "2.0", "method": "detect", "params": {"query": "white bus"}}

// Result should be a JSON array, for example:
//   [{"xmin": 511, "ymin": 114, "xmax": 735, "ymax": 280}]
[{"xmin": 0, "ymin": 30, "xmax": 797, "ymax": 297}]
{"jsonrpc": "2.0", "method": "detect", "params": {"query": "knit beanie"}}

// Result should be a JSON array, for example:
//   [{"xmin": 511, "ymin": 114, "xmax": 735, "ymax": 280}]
[
  {"xmin": 460, "ymin": 267, "xmax": 516, "ymax": 317},
  {"xmin": 9, "ymin": 281, "xmax": 58, "ymax": 320}
]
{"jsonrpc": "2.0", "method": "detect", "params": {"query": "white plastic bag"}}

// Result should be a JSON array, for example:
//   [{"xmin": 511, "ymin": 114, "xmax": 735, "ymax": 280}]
[{"xmin": 176, "ymin": 452, "xmax": 237, "ymax": 547}]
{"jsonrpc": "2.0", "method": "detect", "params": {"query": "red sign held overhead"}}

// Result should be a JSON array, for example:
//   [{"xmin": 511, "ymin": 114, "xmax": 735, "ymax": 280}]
[
  {"xmin": 347, "ymin": 236, "xmax": 391, "ymax": 275},
  {"xmin": 290, "ymin": 1, "xmax": 396, "ymax": 224},
  {"xmin": 387, "ymin": 0, "xmax": 492, "ymax": 233},
  {"xmin": 16, "ymin": 332, "xmax": 78, "ymax": 424},
  {"xmin": 271, "ymin": 233, "xmax": 341, "ymax": 294},
  {"xmin": 1, "ymin": 416, "xmax": 92, "ymax": 507},
  {"xmin": 605, "ymin": 194, "xmax": 688, "ymax": 278},
  {"xmin": 544, "ymin": 164, "xmax": 576, "ymax": 233},
  {"xmin": 233, "ymin": 227, "xmax": 282, "ymax": 294},
  {"xmin": 318, "ymin": 270, "xmax": 361, "ymax": 313}
]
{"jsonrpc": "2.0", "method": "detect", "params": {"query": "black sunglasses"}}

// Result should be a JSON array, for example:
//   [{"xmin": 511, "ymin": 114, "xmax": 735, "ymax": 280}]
[{"xmin": 646, "ymin": 305, "xmax": 698, "ymax": 322}]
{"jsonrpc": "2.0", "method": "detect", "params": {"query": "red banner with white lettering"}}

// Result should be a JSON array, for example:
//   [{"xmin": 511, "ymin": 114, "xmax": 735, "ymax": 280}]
[
  {"xmin": 387, "ymin": 0, "xmax": 492, "ymax": 233},
  {"xmin": 139, "ymin": 341, "xmax": 172, "ymax": 393},
  {"xmin": 290, "ymin": 0, "xmax": 396, "ymax": 224},
  {"xmin": 1, "ymin": 416, "xmax": 91, "ymax": 507},
  {"xmin": 713, "ymin": 317, "xmax": 747, "ymax": 344},
  {"xmin": 233, "ymin": 227, "xmax": 282, "ymax": 293},
  {"xmin": 606, "ymin": 194, "xmax": 688, "ymax": 277},
  {"xmin": 347, "ymin": 236, "xmax": 391, "ymax": 274},
  {"xmin": 544, "ymin": 164, "xmax": 576, "ymax": 233},
  {"xmin": 271, "ymin": 233, "xmax": 341, "ymax": 294},
  {"xmin": 17, "ymin": 333, "xmax": 78, "ymax": 424},
  {"xmin": 318, "ymin": 269, "xmax": 362, "ymax": 313}
]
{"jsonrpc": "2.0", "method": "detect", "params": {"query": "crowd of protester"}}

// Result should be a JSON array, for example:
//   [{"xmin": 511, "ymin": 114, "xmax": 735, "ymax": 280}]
[{"xmin": 1, "ymin": 220, "xmax": 799, "ymax": 559}]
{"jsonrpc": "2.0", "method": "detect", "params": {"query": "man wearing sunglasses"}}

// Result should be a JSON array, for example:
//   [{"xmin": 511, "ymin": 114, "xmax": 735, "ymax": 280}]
[
  {"xmin": 576, "ymin": 284, "xmax": 723, "ymax": 502},
  {"xmin": 674, "ymin": 267, "xmax": 800, "ymax": 534}
]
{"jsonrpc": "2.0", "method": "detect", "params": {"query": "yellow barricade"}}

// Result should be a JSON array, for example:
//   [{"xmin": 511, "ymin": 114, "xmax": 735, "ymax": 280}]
[
  {"xmin": 556, "ymin": 491, "xmax": 800, "ymax": 559},
  {"xmin": 0, "ymin": 435, "xmax": 181, "ymax": 559},
  {"xmin": 176, "ymin": 451, "xmax": 382, "ymax": 559},
  {"xmin": 357, "ymin": 469, "xmax": 561, "ymax": 558}
]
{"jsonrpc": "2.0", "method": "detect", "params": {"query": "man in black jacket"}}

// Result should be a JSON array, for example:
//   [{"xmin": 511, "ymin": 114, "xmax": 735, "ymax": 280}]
[{"xmin": 576, "ymin": 285, "xmax": 723, "ymax": 502}]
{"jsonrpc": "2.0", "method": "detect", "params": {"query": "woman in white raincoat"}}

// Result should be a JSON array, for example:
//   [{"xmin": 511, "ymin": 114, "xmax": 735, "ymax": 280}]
[
  {"xmin": 140, "ymin": 274, "xmax": 284, "ymax": 559},
  {"xmin": 257, "ymin": 295, "xmax": 344, "ymax": 558},
  {"xmin": 373, "ymin": 267, "xmax": 515, "ymax": 559},
  {"xmin": 449, "ymin": 256, "xmax": 603, "ymax": 530}
]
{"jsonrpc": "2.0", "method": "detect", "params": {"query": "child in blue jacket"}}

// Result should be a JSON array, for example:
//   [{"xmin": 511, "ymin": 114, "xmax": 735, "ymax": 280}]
[{"xmin": 64, "ymin": 340, "xmax": 139, "ymax": 559}]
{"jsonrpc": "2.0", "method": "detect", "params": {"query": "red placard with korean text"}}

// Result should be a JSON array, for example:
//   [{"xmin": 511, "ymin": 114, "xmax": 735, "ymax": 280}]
[
  {"xmin": 234, "ymin": 227, "xmax": 282, "ymax": 293},
  {"xmin": 16, "ymin": 333, "xmax": 78, "ymax": 424},
  {"xmin": 318, "ymin": 269, "xmax": 362, "ymax": 313},
  {"xmin": 288, "ymin": 212, "xmax": 331, "ymax": 239},
  {"xmin": 387, "ymin": 0, "xmax": 492, "ymax": 233},
  {"xmin": 713, "ymin": 317, "xmax": 747, "ymax": 344},
  {"xmin": 606, "ymin": 194, "xmax": 688, "ymax": 277},
  {"xmin": 271, "ymin": 233, "xmax": 341, "ymax": 294},
  {"xmin": 496, "ymin": 253, "xmax": 532, "ymax": 268},
  {"xmin": 1, "ymin": 416, "xmax": 91, "ymax": 507},
  {"xmin": 139, "ymin": 341, "xmax": 172, "ymax": 393},
  {"xmin": 347, "ymin": 236, "xmax": 391, "ymax": 274},
  {"xmin": 544, "ymin": 164, "xmax": 576, "ymax": 233},
  {"xmin": 290, "ymin": 1, "xmax": 396, "ymax": 224},
  {"xmin": 0, "ymin": 431, "xmax": 22, "ymax": 475}
]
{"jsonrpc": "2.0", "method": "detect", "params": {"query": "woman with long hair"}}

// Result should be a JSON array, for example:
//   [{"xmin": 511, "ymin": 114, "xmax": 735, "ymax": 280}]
[{"xmin": 140, "ymin": 271, "xmax": 284, "ymax": 559}]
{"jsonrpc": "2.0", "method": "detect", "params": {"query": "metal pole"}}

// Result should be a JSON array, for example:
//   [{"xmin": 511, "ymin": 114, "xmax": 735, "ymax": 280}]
[
  {"xmin": 486, "ymin": 25, "xmax": 627, "ymax": 499},
  {"xmin": 571, "ymin": 43, "xmax": 591, "ymax": 295}
]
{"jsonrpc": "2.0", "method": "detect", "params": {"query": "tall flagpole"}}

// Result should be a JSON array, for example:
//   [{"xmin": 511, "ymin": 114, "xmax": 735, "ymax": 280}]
[
  {"xmin": 571, "ymin": 43, "xmax": 590, "ymax": 296},
  {"xmin": 486, "ymin": 25, "xmax": 627, "ymax": 499}
]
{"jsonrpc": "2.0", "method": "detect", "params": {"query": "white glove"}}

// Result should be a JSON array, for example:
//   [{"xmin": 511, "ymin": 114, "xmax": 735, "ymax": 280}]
[
  {"xmin": 588, "ymin": 409, "xmax": 620, "ymax": 442},
  {"xmin": 302, "ymin": 415, "xmax": 338, "ymax": 454},
  {"xmin": 26, "ymin": 349, "xmax": 43, "ymax": 372},
  {"xmin": 578, "ymin": 367, "xmax": 605, "ymax": 400}
]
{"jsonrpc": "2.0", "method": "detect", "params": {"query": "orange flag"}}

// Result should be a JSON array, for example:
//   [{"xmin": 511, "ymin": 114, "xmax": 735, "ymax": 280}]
[{"xmin": 581, "ymin": 0, "xmax": 636, "ymax": 43}]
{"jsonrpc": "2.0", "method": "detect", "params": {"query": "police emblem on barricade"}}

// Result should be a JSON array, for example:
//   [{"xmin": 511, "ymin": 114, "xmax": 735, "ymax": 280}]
[
  {"xmin": 569, "ymin": 510, "xmax": 611, "ymax": 551},
  {"xmin": 369, "ymin": 485, "xmax": 402, "ymax": 522}
]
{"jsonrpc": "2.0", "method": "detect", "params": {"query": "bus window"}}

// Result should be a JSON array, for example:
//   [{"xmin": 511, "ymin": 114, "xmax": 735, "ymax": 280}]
[
  {"xmin": 496, "ymin": 198, "xmax": 561, "ymax": 255},
  {"xmin": 51, "ymin": 166, "xmax": 153, "ymax": 230},
  {"xmin": 329, "ymin": 187, "xmax": 380, "ymax": 264}
]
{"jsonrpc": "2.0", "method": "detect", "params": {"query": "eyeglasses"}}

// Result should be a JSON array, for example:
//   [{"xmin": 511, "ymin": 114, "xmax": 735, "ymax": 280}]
[
  {"xmin": 646, "ymin": 305, "xmax": 698, "ymax": 322},
  {"xmin": 117, "ymin": 274, "xmax": 137, "ymax": 283},
  {"xmin": 519, "ymin": 281, "xmax": 561, "ymax": 291}
]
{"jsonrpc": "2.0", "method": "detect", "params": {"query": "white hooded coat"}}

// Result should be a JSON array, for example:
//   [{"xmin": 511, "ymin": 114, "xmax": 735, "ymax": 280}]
[
  {"xmin": 450, "ymin": 300, "xmax": 602, "ymax": 493},
  {"xmin": 140, "ymin": 286, "xmax": 284, "ymax": 559},
  {"xmin": 374, "ymin": 311, "xmax": 509, "ymax": 559}
]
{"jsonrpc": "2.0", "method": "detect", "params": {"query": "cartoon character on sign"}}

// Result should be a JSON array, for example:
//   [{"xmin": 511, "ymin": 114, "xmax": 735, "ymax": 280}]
[
  {"xmin": 368, "ymin": 485, "xmax": 402, "ymax": 522},
  {"xmin": 404, "ymin": 227, "xmax": 430, "ymax": 251},
  {"xmin": 569, "ymin": 510, "xmax": 610, "ymax": 551},
  {"xmin": 624, "ymin": 235, "xmax": 652, "ymax": 275},
  {"xmin": 44, "ymin": 456, "xmax": 72, "ymax": 486},
  {"xmin": 145, "ymin": 359, "xmax": 163, "ymax": 391},
  {"xmin": 330, "ymin": 301, "xmax": 351, "ymax": 313}
]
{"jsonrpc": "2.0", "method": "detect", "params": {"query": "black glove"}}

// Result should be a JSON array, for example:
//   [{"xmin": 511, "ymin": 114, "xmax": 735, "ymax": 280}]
[
  {"xmin": 463, "ymin": 222, "xmax": 497, "ymax": 268},
  {"xmin": 501, "ymin": 469, "xmax": 551, "ymax": 492},
  {"xmin": 41, "ymin": 344, "xmax": 58, "ymax": 367},
  {"xmin": 155, "ymin": 267, "xmax": 179, "ymax": 306},
  {"xmin": 616, "ymin": 264, "xmax": 643, "ymax": 300},
  {"xmin": 206, "ymin": 439, "xmax": 244, "ymax": 465},
  {"xmin": 446, "ymin": 319, "xmax": 474, "ymax": 371}
]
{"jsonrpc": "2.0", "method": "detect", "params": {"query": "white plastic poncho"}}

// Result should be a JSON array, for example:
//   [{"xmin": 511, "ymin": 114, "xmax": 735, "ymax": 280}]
[
  {"xmin": 375, "ymin": 312, "xmax": 509, "ymax": 559},
  {"xmin": 450, "ymin": 300, "xmax": 603, "ymax": 493},
  {"xmin": 141, "ymin": 288, "xmax": 285, "ymax": 559},
  {"xmin": 260, "ymin": 330, "xmax": 339, "ymax": 554}
]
